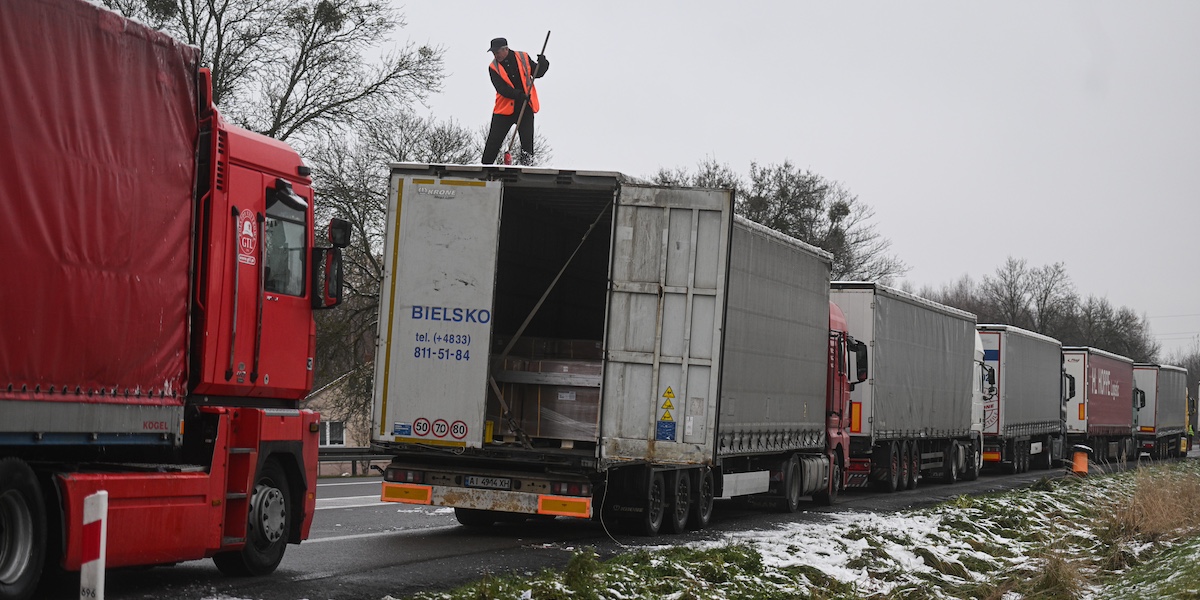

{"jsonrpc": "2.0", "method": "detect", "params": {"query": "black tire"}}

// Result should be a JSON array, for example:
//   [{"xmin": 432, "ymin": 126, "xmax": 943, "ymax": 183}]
[
  {"xmin": 814, "ymin": 453, "xmax": 841, "ymax": 506},
  {"xmin": 213, "ymin": 460, "xmax": 291, "ymax": 577},
  {"xmin": 638, "ymin": 472, "xmax": 666, "ymax": 537},
  {"xmin": 907, "ymin": 441, "xmax": 920, "ymax": 490},
  {"xmin": 780, "ymin": 456, "xmax": 803, "ymax": 513},
  {"xmin": 1034, "ymin": 439, "xmax": 1053, "ymax": 470},
  {"xmin": 962, "ymin": 442, "xmax": 981, "ymax": 481},
  {"xmin": 0, "ymin": 458, "xmax": 46, "ymax": 600},
  {"xmin": 1002, "ymin": 440, "xmax": 1018, "ymax": 475},
  {"xmin": 453, "ymin": 508, "xmax": 497, "ymax": 528},
  {"xmin": 896, "ymin": 442, "xmax": 911, "ymax": 491},
  {"xmin": 664, "ymin": 471, "xmax": 691, "ymax": 534},
  {"xmin": 874, "ymin": 442, "xmax": 900, "ymax": 493},
  {"xmin": 689, "ymin": 468, "xmax": 715, "ymax": 530},
  {"xmin": 942, "ymin": 442, "xmax": 959, "ymax": 483}
]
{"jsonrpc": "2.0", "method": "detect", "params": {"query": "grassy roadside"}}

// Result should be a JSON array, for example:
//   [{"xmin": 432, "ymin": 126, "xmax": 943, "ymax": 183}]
[{"xmin": 395, "ymin": 460, "xmax": 1200, "ymax": 600}]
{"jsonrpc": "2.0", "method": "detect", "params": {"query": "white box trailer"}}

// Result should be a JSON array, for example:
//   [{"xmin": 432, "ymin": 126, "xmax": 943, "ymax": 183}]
[
  {"xmin": 372, "ymin": 164, "xmax": 864, "ymax": 535},
  {"xmin": 977, "ymin": 325, "xmax": 1071, "ymax": 473},
  {"xmin": 1133, "ymin": 364, "xmax": 1188, "ymax": 458},
  {"xmin": 830, "ymin": 282, "xmax": 984, "ymax": 491}
]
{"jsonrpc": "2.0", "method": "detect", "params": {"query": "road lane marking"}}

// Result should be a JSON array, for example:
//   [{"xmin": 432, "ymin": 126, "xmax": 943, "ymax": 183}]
[
  {"xmin": 317, "ymin": 480, "xmax": 383, "ymax": 488},
  {"xmin": 306, "ymin": 525, "xmax": 460, "ymax": 544},
  {"xmin": 316, "ymin": 495, "xmax": 387, "ymax": 510}
]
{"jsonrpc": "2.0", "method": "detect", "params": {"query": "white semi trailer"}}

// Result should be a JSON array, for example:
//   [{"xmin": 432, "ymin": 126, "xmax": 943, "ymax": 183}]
[
  {"xmin": 370, "ymin": 164, "xmax": 867, "ymax": 535},
  {"xmin": 830, "ymin": 282, "xmax": 989, "ymax": 491}
]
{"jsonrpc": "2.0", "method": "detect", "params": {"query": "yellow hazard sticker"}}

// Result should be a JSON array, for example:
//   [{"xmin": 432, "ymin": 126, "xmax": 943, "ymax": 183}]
[
  {"xmin": 660, "ymin": 410, "xmax": 674, "ymax": 422},
  {"xmin": 660, "ymin": 398, "xmax": 675, "ymax": 410},
  {"xmin": 663, "ymin": 386, "xmax": 675, "ymax": 398}
]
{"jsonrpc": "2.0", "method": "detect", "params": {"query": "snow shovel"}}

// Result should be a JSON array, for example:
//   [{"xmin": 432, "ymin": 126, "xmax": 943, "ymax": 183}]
[{"xmin": 503, "ymin": 30, "xmax": 551, "ymax": 165}]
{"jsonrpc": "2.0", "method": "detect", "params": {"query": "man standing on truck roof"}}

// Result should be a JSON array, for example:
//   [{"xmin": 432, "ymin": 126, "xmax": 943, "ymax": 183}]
[{"xmin": 482, "ymin": 37, "xmax": 549, "ymax": 165}]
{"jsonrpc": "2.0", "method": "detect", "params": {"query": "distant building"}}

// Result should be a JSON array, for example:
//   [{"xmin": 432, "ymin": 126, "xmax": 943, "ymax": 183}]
[{"xmin": 304, "ymin": 370, "xmax": 388, "ymax": 478}]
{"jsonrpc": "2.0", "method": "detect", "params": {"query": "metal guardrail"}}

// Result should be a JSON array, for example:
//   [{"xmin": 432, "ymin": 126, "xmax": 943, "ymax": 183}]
[{"xmin": 317, "ymin": 447, "xmax": 391, "ymax": 476}]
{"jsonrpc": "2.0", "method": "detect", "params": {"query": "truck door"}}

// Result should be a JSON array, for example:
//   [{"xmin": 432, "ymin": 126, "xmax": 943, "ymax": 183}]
[
  {"xmin": 600, "ymin": 184, "xmax": 732, "ymax": 465},
  {"xmin": 250, "ymin": 177, "xmax": 316, "ymax": 398},
  {"xmin": 372, "ymin": 177, "xmax": 502, "ymax": 449}
]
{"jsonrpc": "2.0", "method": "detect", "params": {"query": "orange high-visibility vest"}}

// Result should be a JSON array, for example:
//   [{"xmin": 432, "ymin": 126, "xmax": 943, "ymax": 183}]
[{"xmin": 490, "ymin": 51, "xmax": 540, "ymax": 116}]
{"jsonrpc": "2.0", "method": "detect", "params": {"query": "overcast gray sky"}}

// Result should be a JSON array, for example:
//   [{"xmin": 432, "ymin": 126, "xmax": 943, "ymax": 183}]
[{"xmin": 394, "ymin": 1, "xmax": 1200, "ymax": 359}]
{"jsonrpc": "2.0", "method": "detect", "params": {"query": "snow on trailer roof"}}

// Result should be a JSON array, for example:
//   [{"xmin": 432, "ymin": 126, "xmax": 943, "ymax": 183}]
[
  {"xmin": 976, "ymin": 323, "xmax": 1064, "ymax": 347},
  {"xmin": 1061, "ymin": 346, "xmax": 1135, "ymax": 364},
  {"xmin": 1134, "ymin": 363, "xmax": 1189, "ymax": 374},
  {"xmin": 830, "ymin": 281, "xmax": 978, "ymax": 322},
  {"xmin": 734, "ymin": 215, "xmax": 833, "ymax": 263}
]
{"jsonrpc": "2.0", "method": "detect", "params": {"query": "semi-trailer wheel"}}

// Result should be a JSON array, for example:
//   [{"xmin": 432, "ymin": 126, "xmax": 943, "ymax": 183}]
[
  {"xmin": 1034, "ymin": 438, "xmax": 1053, "ymax": 470},
  {"xmin": 0, "ymin": 458, "xmax": 45, "ymax": 600},
  {"xmin": 214, "ymin": 459, "xmax": 291, "ymax": 576},
  {"xmin": 896, "ymin": 442, "xmax": 911, "ymax": 491},
  {"xmin": 689, "ymin": 468, "xmax": 715, "ymax": 529},
  {"xmin": 453, "ymin": 508, "xmax": 497, "ymax": 528},
  {"xmin": 664, "ymin": 470, "xmax": 691, "ymax": 533},
  {"xmin": 942, "ymin": 442, "xmax": 959, "ymax": 483},
  {"xmin": 907, "ymin": 442, "xmax": 920, "ymax": 490},
  {"xmin": 1002, "ymin": 440, "xmax": 1018, "ymax": 475},
  {"xmin": 636, "ymin": 472, "xmax": 666, "ymax": 536},
  {"xmin": 874, "ymin": 442, "xmax": 900, "ymax": 493}
]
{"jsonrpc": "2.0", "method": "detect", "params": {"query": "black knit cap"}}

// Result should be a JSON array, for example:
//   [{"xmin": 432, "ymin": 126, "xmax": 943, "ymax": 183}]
[{"xmin": 488, "ymin": 37, "xmax": 507, "ymax": 52}]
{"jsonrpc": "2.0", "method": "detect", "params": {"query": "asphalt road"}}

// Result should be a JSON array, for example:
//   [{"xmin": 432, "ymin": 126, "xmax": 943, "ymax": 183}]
[{"xmin": 35, "ymin": 462, "xmax": 1133, "ymax": 600}]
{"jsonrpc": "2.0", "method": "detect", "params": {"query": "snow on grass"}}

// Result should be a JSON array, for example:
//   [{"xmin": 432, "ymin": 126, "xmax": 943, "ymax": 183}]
[{"xmin": 405, "ymin": 461, "xmax": 1200, "ymax": 600}]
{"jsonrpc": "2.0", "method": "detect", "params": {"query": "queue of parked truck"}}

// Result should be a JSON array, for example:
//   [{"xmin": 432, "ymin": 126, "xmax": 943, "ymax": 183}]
[
  {"xmin": 369, "ymin": 164, "xmax": 1191, "ymax": 537},
  {"xmin": 0, "ymin": 1, "xmax": 1192, "ymax": 599}
]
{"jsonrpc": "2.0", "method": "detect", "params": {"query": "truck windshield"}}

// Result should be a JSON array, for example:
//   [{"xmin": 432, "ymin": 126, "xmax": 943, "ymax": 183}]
[{"xmin": 264, "ymin": 183, "xmax": 308, "ymax": 296}]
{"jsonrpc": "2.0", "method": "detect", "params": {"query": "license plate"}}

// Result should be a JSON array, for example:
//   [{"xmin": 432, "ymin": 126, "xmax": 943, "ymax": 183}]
[{"xmin": 464, "ymin": 476, "xmax": 512, "ymax": 490}]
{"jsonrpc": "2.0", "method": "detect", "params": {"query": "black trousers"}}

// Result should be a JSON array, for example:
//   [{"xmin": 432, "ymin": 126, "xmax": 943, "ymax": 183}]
[{"xmin": 482, "ymin": 106, "xmax": 535, "ymax": 164}]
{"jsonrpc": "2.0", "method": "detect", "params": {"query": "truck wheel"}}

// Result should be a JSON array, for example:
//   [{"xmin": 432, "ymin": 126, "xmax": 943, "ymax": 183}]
[
  {"xmin": 780, "ymin": 456, "xmax": 803, "ymax": 513},
  {"xmin": 814, "ymin": 454, "xmax": 841, "ymax": 506},
  {"xmin": 962, "ymin": 442, "xmax": 981, "ymax": 481},
  {"xmin": 664, "ymin": 471, "xmax": 691, "ymax": 534},
  {"xmin": 214, "ymin": 460, "xmax": 291, "ymax": 577},
  {"xmin": 907, "ymin": 442, "xmax": 920, "ymax": 490},
  {"xmin": 453, "ymin": 508, "xmax": 496, "ymax": 528},
  {"xmin": 896, "ymin": 442, "xmax": 911, "ymax": 491},
  {"xmin": 0, "ymin": 459, "xmax": 45, "ymax": 600},
  {"xmin": 942, "ymin": 442, "xmax": 959, "ymax": 483},
  {"xmin": 1034, "ymin": 439, "xmax": 1052, "ymax": 470},
  {"xmin": 1002, "ymin": 441, "xmax": 1018, "ymax": 475},
  {"xmin": 688, "ymin": 468, "xmax": 715, "ymax": 530},
  {"xmin": 874, "ymin": 442, "xmax": 900, "ymax": 493},
  {"xmin": 636, "ymin": 472, "xmax": 666, "ymax": 536}
]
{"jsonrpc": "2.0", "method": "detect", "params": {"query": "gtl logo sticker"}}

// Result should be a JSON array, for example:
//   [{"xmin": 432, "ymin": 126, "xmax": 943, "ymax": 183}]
[{"xmin": 238, "ymin": 209, "xmax": 257, "ymax": 265}]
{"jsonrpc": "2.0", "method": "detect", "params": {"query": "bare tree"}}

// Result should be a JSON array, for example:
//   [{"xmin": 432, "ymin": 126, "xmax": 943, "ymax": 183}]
[
  {"xmin": 980, "ymin": 257, "xmax": 1032, "ymax": 328},
  {"xmin": 653, "ymin": 159, "xmax": 907, "ymax": 282},
  {"xmin": 1027, "ymin": 262, "xmax": 1076, "ymax": 334},
  {"xmin": 102, "ymin": 0, "xmax": 444, "ymax": 142}
]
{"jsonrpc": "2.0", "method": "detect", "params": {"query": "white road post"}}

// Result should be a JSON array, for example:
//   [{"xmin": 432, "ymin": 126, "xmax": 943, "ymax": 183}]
[{"xmin": 80, "ymin": 490, "xmax": 108, "ymax": 600}]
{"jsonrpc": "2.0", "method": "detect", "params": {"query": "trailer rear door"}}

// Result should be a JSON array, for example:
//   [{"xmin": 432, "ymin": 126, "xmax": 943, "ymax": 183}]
[
  {"xmin": 600, "ymin": 184, "xmax": 732, "ymax": 465},
  {"xmin": 372, "ymin": 176, "xmax": 502, "ymax": 448}
]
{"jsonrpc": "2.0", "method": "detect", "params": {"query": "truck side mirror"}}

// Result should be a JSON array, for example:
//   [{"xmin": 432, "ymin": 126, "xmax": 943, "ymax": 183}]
[
  {"xmin": 1135, "ymin": 389, "xmax": 1146, "ymax": 409},
  {"xmin": 853, "ymin": 340, "xmax": 869, "ymax": 384},
  {"xmin": 312, "ymin": 246, "xmax": 344, "ymax": 309},
  {"xmin": 986, "ymin": 366, "xmax": 996, "ymax": 386},
  {"xmin": 328, "ymin": 218, "xmax": 352, "ymax": 249},
  {"xmin": 1064, "ymin": 373, "xmax": 1076, "ymax": 404}
]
